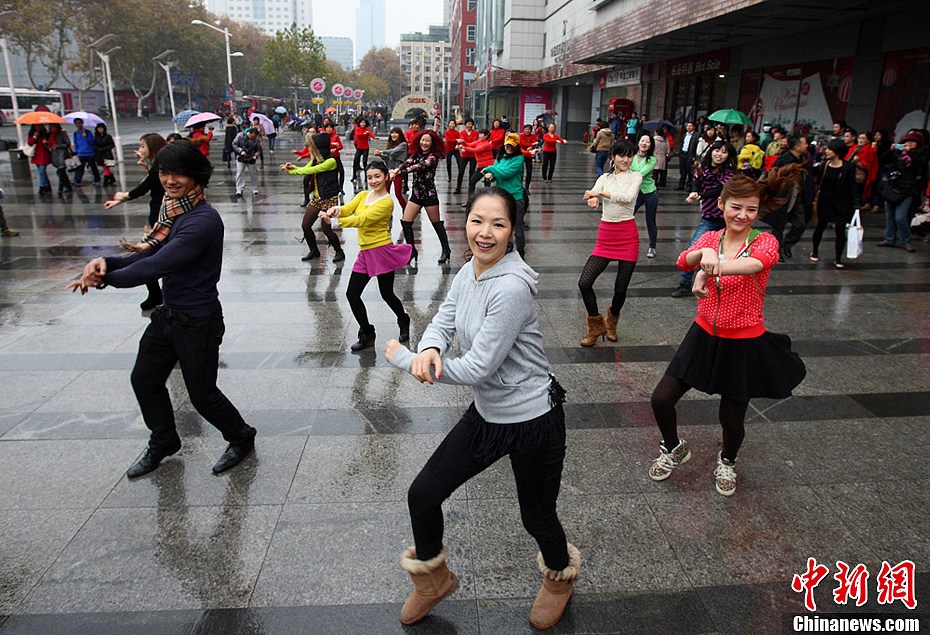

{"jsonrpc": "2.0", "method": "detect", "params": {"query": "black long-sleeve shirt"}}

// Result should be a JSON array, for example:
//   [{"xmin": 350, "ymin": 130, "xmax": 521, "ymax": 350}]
[
  {"xmin": 127, "ymin": 166, "xmax": 165, "ymax": 226},
  {"xmin": 104, "ymin": 201, "xmax": 224, "ymax": 317}
]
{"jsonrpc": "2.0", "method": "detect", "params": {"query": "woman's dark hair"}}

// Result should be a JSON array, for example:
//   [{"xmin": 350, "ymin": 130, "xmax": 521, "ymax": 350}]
[
  {"xmin": 826, "ymin": 138, "xmax": 847, "ymax": 158},
  {"xmin": 386, "ymin": 126, "xmax": 405, "ymax": 150},
  {"xmin": 226, "ymin": 116, "xmax": 235, "ymax": 125},
  {"xmin": 462, "ymin": 186, "xmax": 517, "ymax": 260},
  {"xmin": 701, "ymin": 140, "xmax": 736, "ymax": 171},
  {"xmin": 491, "ymin": 118, "xmax": 502, "ymax": 128},
  {"xmin": 95, "ymin": 123, "xmax": 108, "ymax": 134},
  {"xmin": 358, "ymin": 118, "xmax": 369, "ymax": 126},
  {"xmin": 464, "ymin": 117, "xmax": 474, "ymax": 125},
  {"xmin": 156, "ymin": 140, "xmax": 214, "ymax": 186},
  {"xmin": 365, "ymin": 160, "xmax": 389, "ymax": 178},
  {"xmin": 637, "ymin": 133, "xmax": 655, "ymax": 158},
  {"xmin": 140, "ymin": 133, "xmax": 167, "ymax": 168},
  {"xmin": 478, "ymin": 128, "xmax": 490, "ymax": 137},
  {"xmin": 610, "ymin": 139, "xmax": 635, "ymax": 157},
  {"xmin": 745, "ymin": 130, "xmax": 759, "ymax": 144},
  {"xmin": 165, "ymin": 132, "xmax": 183, "ymax": 142},
  {"xmin": 411, "ymin": 129, "xmax": 445, "ymax": 159},
  {"xmin": 722, "ymin": 165, "xmax": 805, "ymax": 211}
]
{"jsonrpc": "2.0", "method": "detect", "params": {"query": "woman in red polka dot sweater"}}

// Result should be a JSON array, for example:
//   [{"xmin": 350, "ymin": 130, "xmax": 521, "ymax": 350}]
[{"xmin": 646, "ymin": 167, "xmax": 807, "ymax": 497}]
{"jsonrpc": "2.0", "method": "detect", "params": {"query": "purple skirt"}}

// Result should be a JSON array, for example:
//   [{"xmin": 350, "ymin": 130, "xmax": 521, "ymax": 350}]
[{"xmin": 353, "ymin": 243, "xmax": 413, "ymax": 277}]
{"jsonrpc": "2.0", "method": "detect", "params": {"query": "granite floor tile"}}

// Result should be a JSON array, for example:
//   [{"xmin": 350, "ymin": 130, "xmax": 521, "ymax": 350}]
[
  {"xmin": 2, "ymin": 411, "xmax": 147, "ymax": 440},
  {"xmin": 0, "ymin": 609, "xmax": 203, "ymax": 635}
]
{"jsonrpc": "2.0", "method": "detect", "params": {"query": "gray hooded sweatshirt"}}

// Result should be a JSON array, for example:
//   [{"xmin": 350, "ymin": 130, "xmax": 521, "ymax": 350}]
[{"xmin": 389, "ymin": 250, "xmax": 553, "ymax": 423}]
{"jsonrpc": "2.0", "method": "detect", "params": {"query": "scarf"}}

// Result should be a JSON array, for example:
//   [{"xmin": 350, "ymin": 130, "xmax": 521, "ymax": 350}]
[{"xmin": 121, "ymin": 185, "xmax": 205, "ymax": 252}]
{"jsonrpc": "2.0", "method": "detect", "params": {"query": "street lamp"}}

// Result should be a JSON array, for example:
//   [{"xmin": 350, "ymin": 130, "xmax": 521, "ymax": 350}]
[
  {"xmin": 153, "ymin": 49, "xmax": 178, "ymax": 132},
  {"xmin": 191, "ymin": 19, "xmax": 239, "ymax": 116},
  {"xmin": 89, "ymin": 34, "xmax": 123, "ymax": 163},
  {"xmin": 0, "ymin": 10, "xmax": 23, "ymax": 149}
]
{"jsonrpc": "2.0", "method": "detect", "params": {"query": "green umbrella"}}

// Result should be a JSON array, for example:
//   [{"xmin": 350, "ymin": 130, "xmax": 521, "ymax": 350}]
[{"xmin": 708, "ymin": 109, "xmax": 752, "ymax": 126}]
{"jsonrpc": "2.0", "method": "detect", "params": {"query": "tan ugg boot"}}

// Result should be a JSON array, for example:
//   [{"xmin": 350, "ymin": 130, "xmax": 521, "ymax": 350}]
[
  {"xmin": 604, "ymin": 308, "xmax": 619, "ymax": 342},
  {"xmin": 529, "ymin": 544, "xmax": 581, "ymax": 630},
  {"xmin": 399, "ymin": 546, "xmax": 459, "ymax": 625},
  {"xmin": 580, "ymin": 316, "xmax": 607, "ymax": 347}
]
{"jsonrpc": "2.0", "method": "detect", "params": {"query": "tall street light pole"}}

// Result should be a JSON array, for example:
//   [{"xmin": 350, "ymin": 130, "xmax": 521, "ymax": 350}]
[
  {"xmin": 191, "ymin": 20, "xmax": 242, "ymax": 117},
  {"xmin": 0, "ymin": 10, "xmax": 23, "ymax": 149},
  {"xmin": 153, "ymin": 50, "xmax": 178, "ymax": 132},
  {"xmin": 89, "ymin": 34, "xmax": 123, "ymax": 164}
]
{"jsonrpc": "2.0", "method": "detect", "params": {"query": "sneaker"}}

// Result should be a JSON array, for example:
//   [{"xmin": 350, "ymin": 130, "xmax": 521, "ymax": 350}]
[
  {"xmin": 648, "ymin": 440, "xmax": 691, "ymax": 481},
  {"xmin": 252, "ymin": 189, "xmax": 259, "ymax": 195},
  {"xmin": 647, "ymin": 247, "xmax": 656, "ymax": 258},
  {"xmin": 809, "ymin": 254, "xmax": 819, "ymax": 262},
  {"xmin": 235, "ymin": 192, "xmax": 243, "ymax": 198},
  {"xmin": 1, "ymin": 228, "xmax": 19, "ymax": 236},
  {"xmin": 714, "ymin": 453, "xmax": 737, "ymax": 496},
  {"xmin": 670, "ymin": 283, "xmax": 690, "ymax": 298}
]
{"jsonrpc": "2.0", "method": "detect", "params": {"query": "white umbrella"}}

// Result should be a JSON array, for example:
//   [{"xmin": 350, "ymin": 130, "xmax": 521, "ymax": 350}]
[{"xmin": 63, "ymin": 111, "xmax": 106, "ymax": 127}]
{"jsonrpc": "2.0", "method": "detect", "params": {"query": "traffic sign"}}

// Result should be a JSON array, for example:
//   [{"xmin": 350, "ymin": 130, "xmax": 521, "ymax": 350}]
[
  {"xmin": 332, "ymin": 83, "xmax": 344, "ymax": 97},
  {"xmin": 353, "ymin": 89, "xmax": 363, "ymax": 100},
  {"xmin": 310, "ymin": 77, "xmax": 326, "ymax": 94}
]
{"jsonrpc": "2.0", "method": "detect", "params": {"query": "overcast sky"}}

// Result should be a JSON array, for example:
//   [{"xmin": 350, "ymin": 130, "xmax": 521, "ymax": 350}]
[{"xmin": 312, "ymin": 0, "xmax": 446, "ymax": 49}]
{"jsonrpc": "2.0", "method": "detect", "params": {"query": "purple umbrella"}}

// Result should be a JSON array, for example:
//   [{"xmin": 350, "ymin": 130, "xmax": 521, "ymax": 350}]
[
  {"xmin": 250, "ymin": 113, "xmax": 275, "ymax": 135},
  {"xmin": 183, "ymin": 111, "xmax": 222, "ymax": 128}
]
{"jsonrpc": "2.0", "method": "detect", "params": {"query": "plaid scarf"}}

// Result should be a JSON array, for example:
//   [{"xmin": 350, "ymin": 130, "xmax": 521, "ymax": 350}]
[{"xmin": 122, "ymin": 186, "xmax": 206, "ymax": 252}]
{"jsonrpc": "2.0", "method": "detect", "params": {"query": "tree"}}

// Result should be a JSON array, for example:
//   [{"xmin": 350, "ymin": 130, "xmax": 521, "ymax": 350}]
[
  {"xmin": 358, "ymin": 48, "xmax": 403, "ymax": 102},
  {"xmin": 260, "ymin": 23, "xmax": 326, "ymax": 89}
]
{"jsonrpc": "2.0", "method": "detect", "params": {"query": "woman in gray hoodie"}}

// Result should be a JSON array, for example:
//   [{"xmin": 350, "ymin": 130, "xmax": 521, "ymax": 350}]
[{"xmin": 385, "ymin": 187, "xmax": 579, "ymax": 630}]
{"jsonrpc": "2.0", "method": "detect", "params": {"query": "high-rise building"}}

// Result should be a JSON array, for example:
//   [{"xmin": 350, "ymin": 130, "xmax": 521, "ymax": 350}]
[
  {"xmin": 320, "ymin": 37, "xmax": 354, "ymax": 71},
  {"xmin": 355, "ymin": 0, "xmax": 386, "ymax": 65},
  {"xmin": 449, "ymin": 0, "xmax": 477, "ymax": 115},
  {"xmin": 204, "ymin": 0, "xmax": 313, "ymax": 36},
  {"xmin": 398, "ymin": 26, "xmax": 452, "ymax": 102}
]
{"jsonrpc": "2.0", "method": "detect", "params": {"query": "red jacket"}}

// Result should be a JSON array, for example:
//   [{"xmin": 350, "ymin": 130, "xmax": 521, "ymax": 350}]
[
  {"xmin": 191, "ymin": 129, "xmax": 213, "ymax": 157},
  {"xmin": 459, "ymin": 128, "xmax": 478, "ymax": 158},
  {"xmin": 27, "ymin": 133, "xmax": 51, "ymax": 165},
  {"xmin": 444, "ymin": 128, "xmax": 460, "ymax": 153},
  {"xmin": 543, "ymin": 133, "xmax": 566, "ymax": 153},
  {"xmin": 330, "ymin": 131, "xmax": 343, "ymax": 157},
  {"xmin": 354, "ymin": 127, "xmax": 376, "ymax": 150},
  {"xmin": 519, "ymin": 132, "xmax": 536, "ymax": 152},
  {"xmin": 404, "ymin": 128, "xmax": 420, "ymax": 147},
  {"xmin": 489, "ymin": 128, "xmax": 505, "ymax": 151},
  {"xmin": 295, "ymin": 146, "xmax": 312, "ymax": 160},
  {"xmin": 462, "ymin": 138, "xmax": 494, "ymax": 168}
]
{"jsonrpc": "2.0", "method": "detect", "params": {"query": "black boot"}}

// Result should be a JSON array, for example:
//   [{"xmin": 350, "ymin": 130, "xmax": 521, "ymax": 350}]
[
  {"xmin": 398, "ymin": 313, "xmax": 411, "ymax": 343},
  {"xmin": 326, "ymin": 232, "xmax": 345, "ymax": 262},
  {"xmin": 140, "ymin": 284, "xmax": 162, "ymax": 311},
  {"xmin": 432, "ymin": 220, "xmax": 451, "ymax": 264},
  {"xmin": 301, "ymin": 232, "xmax": 320, "ymax": 261},
  {"xmin": 350, "ymin": 325, "xmax": 376, "ymax": 352},
  {"xmin": 401, "ymin": 220, "xmax": 418, "ymax": 265}
]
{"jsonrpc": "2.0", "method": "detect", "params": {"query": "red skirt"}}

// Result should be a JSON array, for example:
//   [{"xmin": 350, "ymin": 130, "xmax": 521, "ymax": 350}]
[
  {"xmin": 353, "ymin": 243, "xmax": 413, "ymax": 277},
  {"xmin": 592, "ymin": 219, "xmax": 639, "ymax": 261}
]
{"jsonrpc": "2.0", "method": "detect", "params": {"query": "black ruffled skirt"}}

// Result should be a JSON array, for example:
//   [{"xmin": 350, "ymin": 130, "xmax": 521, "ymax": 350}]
[{"xmin": 665, "ymin": 322, "xmax": 806, "ymax": 402}]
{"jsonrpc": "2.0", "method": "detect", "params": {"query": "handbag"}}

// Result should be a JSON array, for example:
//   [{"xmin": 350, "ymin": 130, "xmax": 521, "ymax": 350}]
[
  {"xmin": 21, "ymin": 142, "xmax": 36, "ymax": 158},
  {"xmin": 64, "ymin": 155, "xmax": 81, "ymax": 171},
  {"xmin": 811, "ymin": 163, "xmax": 828, "ymax": 216},
  {"xmin": 881, "ymin": 170, "xmax": 909, "ymax": 203},
  {"xmin": 845, "ymin": 209, "xmax": 863, "ymax": 259},
  {"xmin": 103, "ymin": 159, "xmax": 116, "ymax": 167}
]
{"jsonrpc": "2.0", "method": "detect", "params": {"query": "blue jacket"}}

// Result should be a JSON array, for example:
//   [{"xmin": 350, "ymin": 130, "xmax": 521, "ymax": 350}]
[{"xmin": 73, "ymin": 129, "xmax": 96, "ymax": 157}]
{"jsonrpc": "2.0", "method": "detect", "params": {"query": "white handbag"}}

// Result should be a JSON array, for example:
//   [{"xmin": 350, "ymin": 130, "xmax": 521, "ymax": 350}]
[
  {"xmin": 21, "ymin": 143, "xmax": 36, "ymax": 158},
  {"xmin": 845, "ymin": 209, "xmax": 863, "ymax": 259}
]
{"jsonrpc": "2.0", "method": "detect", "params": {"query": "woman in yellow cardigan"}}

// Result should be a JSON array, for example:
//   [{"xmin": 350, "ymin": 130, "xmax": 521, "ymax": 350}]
[{"xmin": 321, "ymin": 160, "xmax": 413, "ymax": 351}]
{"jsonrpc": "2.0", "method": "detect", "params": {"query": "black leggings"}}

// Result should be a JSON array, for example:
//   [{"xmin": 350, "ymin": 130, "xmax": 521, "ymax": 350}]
[
  {"xmin": 811, "ymin": 214, "xmax": 847, "ymax": 262},
  {"xmin": 301, "ymin": 204, "xmax": 340, "ymax": 253},
  {"xmin": 542, "ymin": 151, "xmax": 557, "ymax": 180},
  {"xmin": 408, "ymin": 404, "xmax": 569, "ymax": 570},
  {"xmin": 651, "ymin": 374, "xmax": 749, "ymax": 462},
  {"xmin": 352, "ymin": 148, "xmax": 369, "ymax": 178},
  {"xmin": 345, "ymin": 270, "xmax": 405, "ymax": 329},
  {"xmin": 446, "ymin": 150, "xmax": 460, "ymax": 180},
  {"xmin": 467, "ymin": 165, "xmax": 486, "ymax": 198},
  {"xmin": 457, "ymin": 156, "xmax": 476, "ymax": 189},
  {"xmin": 524, "ymin": 155, "xmax": 533, "ymax": 187},
  {"xmin": 578, "ymin": 256, "xmax": 636, "ymax": 317}
]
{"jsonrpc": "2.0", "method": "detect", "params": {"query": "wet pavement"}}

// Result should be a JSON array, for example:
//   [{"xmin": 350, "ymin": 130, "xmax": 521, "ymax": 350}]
[{"xmin": 0, "ymin": 123, "xmax": 927, "ymax": 634}]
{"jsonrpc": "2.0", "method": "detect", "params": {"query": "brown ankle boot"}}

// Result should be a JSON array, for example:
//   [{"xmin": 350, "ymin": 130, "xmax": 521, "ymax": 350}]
[
  {"xmin": 399, "ymin": 546, "xmax": 459, "ymax": 625},
  {"xmin": 529, "ymin": 544, "xmax": 581, "ymax": 630},
  {"xmin": 580, "ymin": 315, "xmax": 607, "ymax": 347},
  {"xmin": 604, "ymin": 308, "xmax": 619, "ymax": 342}
]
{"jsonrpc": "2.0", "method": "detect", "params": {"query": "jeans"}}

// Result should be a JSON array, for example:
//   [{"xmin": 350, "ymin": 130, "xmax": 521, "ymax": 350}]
[
  {"xmin": 634, "ymin": 190, "xmax": 659, "ymax": 248},
  {"xmin": 235, "ymin": 160, "xmax": 258, "ymax": 193},
  {"xmin": 130, "ymin": 307, "xmax": 255, "ymax": 454},
  {"xmin": 884, "ymin": 196, "xmax": 913, "ymax": 246},
  {"xmin": 679, "ymin": 217, "xmax": 725, "ymax": 287},
  {"xmin": 407, "ymin": 403, "xmax": 569, "ymax": 569},
  {"xmin": 73, "ymin": 155, "xmax": 100, "ymax": 184},
  {"xmin": 35, "ymin": 164, "xmax": 49, "ymax": 187},
  {"xmin": 594, "ymin": 151, "xmax": 609, "ymax": 176}
]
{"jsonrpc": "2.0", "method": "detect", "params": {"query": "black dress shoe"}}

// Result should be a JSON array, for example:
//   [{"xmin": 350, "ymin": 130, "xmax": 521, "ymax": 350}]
[
  {"xmin": 671, "ymin": 284, "xmax": 690, "ymax": 298},
  {"xmin": 301, "ymin": 250, "xmax": 321, "ymax": 262},
  {"xmin": 332, "ymin": 250, "xmax": 346, "ymax": 263},
  {"xmin": 127, "ymin": 441, "xmax": 181, "ymax": 478},
  {"xmin": 212, "ymin": 438, "xmax": 255, "ymax": 474}
]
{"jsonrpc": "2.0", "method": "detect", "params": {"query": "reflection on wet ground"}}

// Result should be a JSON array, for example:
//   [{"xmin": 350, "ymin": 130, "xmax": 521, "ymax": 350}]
[{"xmin": 0, "ymin": 127, "xmax": 927, "ymax": 633}]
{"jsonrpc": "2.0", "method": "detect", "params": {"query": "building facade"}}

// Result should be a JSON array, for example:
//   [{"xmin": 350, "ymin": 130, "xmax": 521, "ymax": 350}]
[
  {"xmin": 398, "ymin": 26, "xmax": 452, "ymax": 108},
  {"xmin": 320, "ymin": 36, "xmax": 354, "ymax": 71},
  {"xmin": 449, "ymin": 0, "xmax": 477, "ymax": 117},
  {"xmin": 462, "ymin": 0, "xmax": 930, "ymax": 142},
  {"xmin": 204, "ymin": 0, "xmax": 313, "ymax": 35},
  {"xmin": 355, "ymin": 0, "xmax": 386, "ymax": 66}
]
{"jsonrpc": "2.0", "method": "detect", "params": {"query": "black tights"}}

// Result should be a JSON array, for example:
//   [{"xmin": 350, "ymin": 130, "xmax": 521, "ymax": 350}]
[
  {"xmin": 345, "ymin": 271, "xmax": 405, "ymax": 328},
  {"xmin": 301, "ymin": 205, "xmax": 340, "ymax": 253},
  {"xmin": 578, "ymin": 256, "xmax": 636, "ymax": 317},
  {"xmin": 811, "ymin": 215, "xmax": 846, "ymax": 263},
  {"xmin": 650, "ymin": 374, "xmax": 749, "ymax": 462}
]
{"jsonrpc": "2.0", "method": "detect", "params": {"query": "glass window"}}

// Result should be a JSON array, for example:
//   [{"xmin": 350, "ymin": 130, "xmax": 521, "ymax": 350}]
[
  {"xmin": 466, "ymin": 24, "xmax": 476, "ymax": 42},
  {"xmin": 467, "ymin": 0, "xmax": 476, "ymax": 10}
]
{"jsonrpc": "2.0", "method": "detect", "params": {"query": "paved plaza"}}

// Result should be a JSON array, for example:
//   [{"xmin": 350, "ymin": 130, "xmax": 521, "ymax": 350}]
[{"xmin": 0, "ymin": 121, "xmax": 927, "ymax": 634}]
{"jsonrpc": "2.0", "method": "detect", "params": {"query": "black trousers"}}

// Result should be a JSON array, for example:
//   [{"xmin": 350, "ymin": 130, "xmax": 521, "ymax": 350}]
[
  {"xmin": 130, "ymin": 307, "xmax": 255, "ymax": 454},
  {"xmin": 446, "ymin": 150, "xmax": 460, "ymax": 181},
  {"xmin": 523, "ymin": 155, "xmax": 533, "ymax": 188},
  {"xmin": 352, "ymin": 148, "xmax": 369, "ymax": 179},
  {"xmin": 467, "ymin": 165, "xmax": 486, "ymax": 198},
  {"xmin": 408, "ymin": 403, "xmax": 569, "ymax": 570},
  {"xmin": 457, "ymin": 156, "xmax": 476, "ymax": 190},
  {"xmin": 542, "ymin": 151, "xmax": 557, "ymax": 180},
  {"xmin": 74, "ymin": 155, "xmax": 100, "ymax": 184}
]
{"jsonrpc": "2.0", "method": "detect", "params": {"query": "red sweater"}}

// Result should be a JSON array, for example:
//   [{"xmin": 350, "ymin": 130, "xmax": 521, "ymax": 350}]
[
  {"xmin": 191, "ymin": 129, "xmax": 213, "ymax": 157},
  {"xmin": 678, "ymin": 230, "xmax": 779, "ymax": 339},
  {"xmin": 404, "ymin": 129, "xmax": 420, "ymax": 147},
  {"xmin": 330, "ymin": 131, "xmax": 343, "ymax": 157},
  {"xmin": 462, "ymin": 139, "xmax": 494, "ymax": 168},
  {"xmin": 543, "ymin": 133, "xmax": 566, "ymax": 153},
  {"xmin": 354, "ymin": 127, "xmax": 376, "ymax": 150},
  {"xmin": 444, "ymin": 129, "xmax": 460, "ymax": 153},
  {"xmin": 459, "ymin": 129, "xmax": 478, "ymax": 158},
  {"xmin": 519, "ymin": 132, "xmax": 536, "ymax": 152},
  {"xmin": 489, "ymin": 128, "xmax": 505, "ymax": 151}
]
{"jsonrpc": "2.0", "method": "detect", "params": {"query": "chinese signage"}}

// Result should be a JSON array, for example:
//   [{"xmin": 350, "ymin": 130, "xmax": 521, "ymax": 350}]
[
  {"xmin": 602, "ymin": 66, "xmax": 641, "ymax": 88},
  {"xmin": 666, "ymin": 49, "xmax": 730, "ymax": 79},
  {"xmin": 550, "ymin": 41, "xmax": 571, "ymax": 64}
]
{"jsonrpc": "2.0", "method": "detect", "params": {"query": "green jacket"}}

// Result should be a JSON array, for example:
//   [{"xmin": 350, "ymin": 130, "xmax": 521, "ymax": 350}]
[{"xmin": 481, "ymin": 153, "xmax": 525, "ymax": 201}]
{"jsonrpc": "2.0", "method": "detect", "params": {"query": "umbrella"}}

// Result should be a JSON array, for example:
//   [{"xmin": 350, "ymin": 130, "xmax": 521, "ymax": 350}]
[
  {"xmin": 173, "ymin": 109, "xmax": 200, "ymax": 125},
  {"xmin": 325, "ymin": 107, "xmax": 337, "ymax": 114},
  {"xmin": 63, "ymin": 111, "xmax": 106, "ymax": 127},
  {"xmin": 274, "ymin": 106, "xmax": 287, "ymax": 114},
  {"xmin": 184, "ymin": 111, "xmax": 221, "ymax": 128},
  {"xmin": 708, "ymin": 109, "xmax": 752, "ymax": 127},
  {"xmin": 641, "ymin": 119, "xmax": 675, "ymax": 133},
  {"xmin": 249, "ymin": 112, "xmax": 275, "ymax": 135},
  {"xmin": 14, "ymin": 111, "xmax": 65, "ymax": 125}
]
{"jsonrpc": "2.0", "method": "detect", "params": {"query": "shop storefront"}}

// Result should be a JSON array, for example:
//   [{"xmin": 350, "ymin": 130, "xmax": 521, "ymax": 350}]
[
  {"xmin": 520, "ymin": 88, "xmax": 551, "ymax": 128},
  {"xmin": 597, "ymin": 66, "xmax": 641, "ymax": 120},
  {"xmin": 664, "ymin": 49, "xmax": 729, "ymax": 127},
  {"xmin": 872, "ymin": 46, "xmax": 930, "ymax": 138}
]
